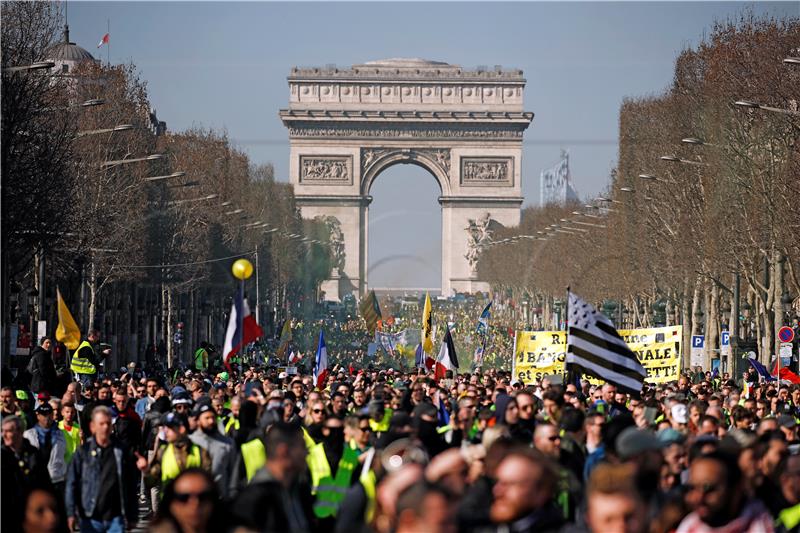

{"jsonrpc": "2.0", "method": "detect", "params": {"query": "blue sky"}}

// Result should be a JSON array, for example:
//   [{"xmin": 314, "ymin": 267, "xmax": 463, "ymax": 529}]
[{"xmin": 67, "ymin": 1, "xmax": 799, "ymax": 289}]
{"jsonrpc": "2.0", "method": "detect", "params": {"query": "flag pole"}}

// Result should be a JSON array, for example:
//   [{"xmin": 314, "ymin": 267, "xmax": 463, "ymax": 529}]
[
  {"xmin": 239, "ymin": 280, "xmax": 244, "ymax": 373},
  {"xmin": 107, "ymin": 19, "xmax": 110, "ymax": 65},
  {"xmin": 564, "ymin": 286, "xmax": 571, "ymax": 388}
]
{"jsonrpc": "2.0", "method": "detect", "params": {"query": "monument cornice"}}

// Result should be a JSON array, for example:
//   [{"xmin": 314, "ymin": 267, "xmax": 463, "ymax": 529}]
[
  {"xmin": 288, "ymin": 65, "xmax": 525, "ymax": 83},
  {"xmin": 438, "ymin": 196, "xmax": 524, "ymax": 206},
  {"xmin": 295, "ymin": 194, "xmax": 373, "ymax": 207},
  {"xmin": 279, "ymin": 109, "xmax": 534, "ymax": 124}
]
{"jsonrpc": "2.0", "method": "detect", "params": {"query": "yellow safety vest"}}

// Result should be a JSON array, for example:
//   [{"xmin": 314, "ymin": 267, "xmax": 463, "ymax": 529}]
[
  {"xmin": 70, "ymin": 341, "xmax": 97, "ymax": 375},
  {"xmin": 302, "ymin": 427, "xmax": 316, "ymax": 450},
  {"xmin": 307, "ymin": 443, "xmax": 359, "ymax": 518},
  {"xmin": 59, "ymin": 421, "xmax": 81, "ymax": 463},
  {"xmin": 161, "ymin": 443, "xmax": 202, "ymax": 486},
  {"xmin": 369, "ymin": 409, "xmax": 393, "ymax": 433},
  {"xmin": 241, "ymin": 438, "xmax": 267, "ymax": 483},
  {"xmin": 360, "ymin": 468, "xmax": 377, "ymax": 524},
  {"xmin": 224, "ymin": 416, "xmax": 240, "ymax": 435},
  {"xmin": 777, "ymin": 503, "xmax": 800, "ymax": 531},
  {"xmin": 194, "ymin": 348, "xmax": 208, "ymax": 370}
]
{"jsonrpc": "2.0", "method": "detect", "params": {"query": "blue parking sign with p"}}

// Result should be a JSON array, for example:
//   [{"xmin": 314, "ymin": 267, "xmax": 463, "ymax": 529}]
[
  {"xmin": 692, "ymin": 335, "xmax": 705, "ymax": 348},
  {"xmin": 721, "ymin": 331, "xmax": 730, "ymax": 346}
]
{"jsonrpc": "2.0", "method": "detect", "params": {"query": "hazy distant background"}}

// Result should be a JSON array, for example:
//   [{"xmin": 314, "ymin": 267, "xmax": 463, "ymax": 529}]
[{"xmin": 68, "ymin": 1, "xmax": 799, "ymax": 289}]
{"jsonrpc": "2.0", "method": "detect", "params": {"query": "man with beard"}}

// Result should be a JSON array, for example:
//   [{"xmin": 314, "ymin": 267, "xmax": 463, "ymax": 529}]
[
  {"xmin": 190, "ymin": 401, "xmax": 236, "ymax": 499},
  {"xmin": 351, "ymin": 387, "xmax": 368, "ymax": 412},
  {"xmin": 677, "ymin": 451, "xmax": 772, "ymax": 532},
  {"xmin": 491, "ymin": 447, "xmax": 564, "ymax": 533},
  {"xmin": 514, "ymin": 390, "xmax": 537, "ymax": 441}
]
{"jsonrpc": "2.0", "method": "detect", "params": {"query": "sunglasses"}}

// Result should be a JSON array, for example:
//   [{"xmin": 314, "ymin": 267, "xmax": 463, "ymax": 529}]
[
  {"xmin": 359, "ymin": 426, "xmax": 371, "ymax": 431},
  {"xmin": 312, "ymin": 409, "xmax": 324, "ymax": 414},
  {"xmin": 548, "ymin": 435, "xmax": 561, "ymax": 442},
  {"xmin": 173, "ymin": 489, "xmax": 215, "ymax": 504}
]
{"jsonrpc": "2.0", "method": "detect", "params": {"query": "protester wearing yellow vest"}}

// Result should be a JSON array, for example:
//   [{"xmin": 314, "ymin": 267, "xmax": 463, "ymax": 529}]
[
  {"xmin": 194, "ymin": 342, "xmax": 210, "ymax": 371},
  {"xmin": 224, "ymin": 396, "xmax": 241, "ymax": 436},
  {"xmin": 307, "ymin": 417, "xmax": 359, "ymax": 519},
  {"xmin": 70, "ymin": 330, "xmax": 110, "ymax": 385},
  {"xmin": 368, "ymin": 400, "xmax": 393, "ymax": 435},
  {"xmin": 232, "ymin": 423, "xmax": 313, "ymax": 532},
  {"xmin": 59, "ymin": 401, "xmax": 82, "ymax": 464},
  {"xmin": 139, "ymin": 412, "xmax": 211, "ymax": 488}
]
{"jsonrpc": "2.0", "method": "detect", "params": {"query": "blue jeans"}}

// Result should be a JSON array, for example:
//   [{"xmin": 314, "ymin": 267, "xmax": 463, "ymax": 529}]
[{"xmin": 80, "ymin": 516, "xmax": 124, "ymax": 533}]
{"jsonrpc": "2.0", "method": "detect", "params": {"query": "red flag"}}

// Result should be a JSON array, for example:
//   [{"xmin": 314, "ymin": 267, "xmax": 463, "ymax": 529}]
[
  {"xmin": 97, "ymin": 33, "xmax": 109, "ymax": 48},
  {"xmin": 778, "ymin": 367, "xmax": 800, "ymax": 384}
]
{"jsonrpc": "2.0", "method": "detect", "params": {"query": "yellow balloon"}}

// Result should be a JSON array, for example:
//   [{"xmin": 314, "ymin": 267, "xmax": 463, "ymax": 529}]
[{"xmin": 231, "ymin": 258, "xmax": 253, "ymax": 280}]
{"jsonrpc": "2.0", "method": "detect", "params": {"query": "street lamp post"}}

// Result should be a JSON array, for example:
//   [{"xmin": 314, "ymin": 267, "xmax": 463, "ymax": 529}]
[{"xmin": 734, "ymin": 100, "xmax": 800, "ymax": 116}]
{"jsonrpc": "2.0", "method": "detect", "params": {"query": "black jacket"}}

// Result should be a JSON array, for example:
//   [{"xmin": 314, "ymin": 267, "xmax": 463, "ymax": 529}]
[
  {"xmin": 232, "ymin": 469, "xmax": 315, "ymax": 533},
  {"xmin": 2, "ymin": 441, "xmax": 51, "ymax": 532},
  {"xmin": 28, "ymin": 346, "xmax": 58, "ymax": 394}
]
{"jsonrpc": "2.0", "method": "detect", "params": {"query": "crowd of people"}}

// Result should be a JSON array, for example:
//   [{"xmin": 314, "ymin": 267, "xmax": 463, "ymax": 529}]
[
  {"xmin": 4, "ymin": 329, "xmax": 800, "ymax": 533},
  {"xmin": 285, "ymin": 296, "xmax": 519, "ymax": 371}
]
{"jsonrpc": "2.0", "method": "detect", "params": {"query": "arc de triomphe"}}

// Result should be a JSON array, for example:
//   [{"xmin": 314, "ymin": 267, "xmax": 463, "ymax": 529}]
[{"xmin": 280, "ymin": 58, "xmax": 533, "ymax": 300}]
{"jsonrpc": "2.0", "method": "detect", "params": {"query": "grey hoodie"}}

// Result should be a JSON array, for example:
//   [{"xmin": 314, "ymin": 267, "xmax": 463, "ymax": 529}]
[{"xmin": 190, "ymin": 428, "xmax": 237, "ymax": 498}]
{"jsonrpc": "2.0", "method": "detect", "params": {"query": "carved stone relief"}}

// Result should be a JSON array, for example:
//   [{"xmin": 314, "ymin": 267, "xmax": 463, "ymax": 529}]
[
  {"xmin": 465, "ymin": 212, "xmax": 493, "ymax": 270},
  {"xmin": 460, "ymin": 157, "xmax": 513, "ymax": 186},
  {"xmin": 300, "ymin": 155, "xmax": 352, "ymax": 184},
  {"xmin": 360, "ymin": 148, "xmax": 450, "ymax": 179},
  {"xmin": 315, "ymin": 215, "xmax": 345, "ymax": 273}
]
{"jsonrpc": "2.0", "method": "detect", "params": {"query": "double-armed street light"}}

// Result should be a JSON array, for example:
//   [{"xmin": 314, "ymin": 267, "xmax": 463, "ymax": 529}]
[
  {"xmin": 660, "ymin": 155, "xmax": 708, "ymax": 166},
  {"xmin": 101, "ymin": 153, "xmax": 165, "ymax": 169},
  {"xmin": 76, "ymin": 123, "xmax": 135, "ymax": 138},
  {"xmin": 734, "ymin": 100, "xmax": 800, "ymax": 116},
  {"xmin": 145, "ymin": 171, "xmax": 186, "ymax": 182}
]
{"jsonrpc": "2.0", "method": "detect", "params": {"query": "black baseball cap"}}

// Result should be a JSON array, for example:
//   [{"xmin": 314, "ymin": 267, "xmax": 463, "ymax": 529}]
[{"xmin": 162, "ymin": 411, "xmax": 188, "ymax": 430}]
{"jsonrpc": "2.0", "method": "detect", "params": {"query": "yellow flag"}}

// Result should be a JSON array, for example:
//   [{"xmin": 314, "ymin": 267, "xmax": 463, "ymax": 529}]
[
  {"xmin": 56, "ymin": 288, "xmax": 81, "ymax": 350},
  {"xmin": 422, "ymin": 293, "xmax": 433, "ymax": 355},
  {"xmin": 276, "ymin": 318, "xmax": 292, "ymax": 358}
]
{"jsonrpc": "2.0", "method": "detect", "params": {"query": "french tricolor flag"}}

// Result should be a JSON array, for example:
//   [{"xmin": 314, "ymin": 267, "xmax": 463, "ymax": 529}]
[
  {"xmin": 314, "ymin": 330, "xmax": 328, "ymax": 390},
  {"xmin": 223, "ymin": 287, "xmax": 263, "ymax": 369},
  {"xmin": 434, "ymin": 327, "xmax": 459, "ymax": 380}
]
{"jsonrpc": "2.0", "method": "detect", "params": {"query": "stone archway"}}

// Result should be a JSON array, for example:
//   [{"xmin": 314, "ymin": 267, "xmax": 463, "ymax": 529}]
[{"xmin": 280, "ymin": 58, "xmax": 534, "ymax": 299}]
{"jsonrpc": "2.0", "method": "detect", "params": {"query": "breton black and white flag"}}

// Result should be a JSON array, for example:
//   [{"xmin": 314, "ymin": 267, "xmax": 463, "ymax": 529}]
[{"xmin": 566, "ymin": 291, "xmax": 646, "ymax": 393}]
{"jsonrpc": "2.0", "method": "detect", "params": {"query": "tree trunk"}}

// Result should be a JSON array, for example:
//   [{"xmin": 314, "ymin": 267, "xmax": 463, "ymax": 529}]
[
  {"xmin": 774, "ymin": 252, "xmax": 785, "ymax": 363},
  {"xmin": 165, "ymin": 286, "xmax": 174, "ymax": 368},
  {"xmin": 88, "ymin": 261, "xmax": 97, "ymax": 330},
  {"xmin": 186, "ymin": 290, "xmax": 196, "ymax": 365},
  {"xmin": 682, "ymin": 279, "xmax": 692, "ymax": 371},
  {"xmin": 707, "ymin": 279, "xmax": 720, "ymax": 371}
]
